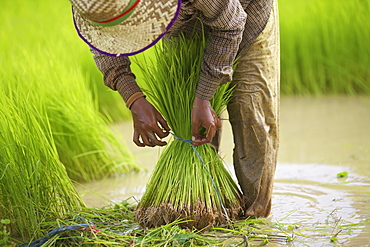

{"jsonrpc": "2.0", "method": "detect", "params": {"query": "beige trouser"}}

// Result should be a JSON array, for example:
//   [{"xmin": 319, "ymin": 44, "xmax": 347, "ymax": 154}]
[{"xmin": 227, "ymin": 0, "xmax": 280, "ymax": 217}]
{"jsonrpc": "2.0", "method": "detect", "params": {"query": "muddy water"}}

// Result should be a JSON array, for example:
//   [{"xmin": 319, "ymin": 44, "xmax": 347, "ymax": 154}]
[{"xmin": 76, "ymin": 96, "xmax": 370, "ymax": 246}]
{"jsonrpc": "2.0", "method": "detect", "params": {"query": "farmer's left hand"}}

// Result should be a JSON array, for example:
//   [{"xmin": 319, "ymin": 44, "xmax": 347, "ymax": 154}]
[{"xmin": 191, "ymin": 97, "xmax": 221, "ymax": 146}]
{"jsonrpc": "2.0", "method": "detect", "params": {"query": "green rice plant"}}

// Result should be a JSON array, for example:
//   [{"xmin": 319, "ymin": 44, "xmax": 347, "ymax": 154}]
[
  {"xmin": 0, "ymin": 92, "xmax": 85, "ymax": 240},
  {"xmin": 279, "ymin": 0, "xmax": 370, "ymax": 95},
  {"xmin": 80, "ymin": 53, "xmax": 133, "ymax": 123},
  {"xmin": 44, "ymin": 75, "xmax": 139, "ymax": 182},
  {"xmin": 0, "ymin": 0, "xmax": 139, "ymax": 182},
  {"xmin": 134, "ymin": 32, "xmax": 243, "ymax": 229}
]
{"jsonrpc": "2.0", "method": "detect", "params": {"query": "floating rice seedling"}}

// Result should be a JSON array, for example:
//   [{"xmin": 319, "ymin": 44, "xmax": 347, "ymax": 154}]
[{"xmin": 134, "ymin": 32, "xmax": 243, "ymax": 229}]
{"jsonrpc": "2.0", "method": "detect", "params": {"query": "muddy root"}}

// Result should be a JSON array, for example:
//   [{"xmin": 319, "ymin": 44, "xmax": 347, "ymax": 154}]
[{"xmin": 135, "ymin": 201, "xmax": 242, "ymax": 230}]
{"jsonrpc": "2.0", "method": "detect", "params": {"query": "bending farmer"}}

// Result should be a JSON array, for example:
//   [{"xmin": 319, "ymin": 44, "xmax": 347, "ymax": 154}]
[{"xmin": 69, "ymin": 0, "xmax": 280, "ymax": 217}]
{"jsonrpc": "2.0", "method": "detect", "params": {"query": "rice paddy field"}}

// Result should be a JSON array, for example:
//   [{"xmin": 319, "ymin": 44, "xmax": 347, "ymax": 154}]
[
  {"xmin": 279, "ymin": 0, "xmax": 370, "ymax": 95},
  {"xmin": 1, "ymin": 0, "xmax": 369, "ymax": 246}
]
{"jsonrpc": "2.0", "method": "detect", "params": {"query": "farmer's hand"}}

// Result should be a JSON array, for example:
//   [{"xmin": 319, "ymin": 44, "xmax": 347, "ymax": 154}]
[
  {"xmin": 191, "ymin": 97, "xmax": 221, "ymax": 146},
  {"xmin": 130, "ymin": 97, "xmax": 170, "ymax": 147}
]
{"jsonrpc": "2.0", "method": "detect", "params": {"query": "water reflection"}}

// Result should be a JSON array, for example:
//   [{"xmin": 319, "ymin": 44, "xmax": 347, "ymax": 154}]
[{"xmin": 76, "ymin": 96, "xmax": 370, "ymax": 246}]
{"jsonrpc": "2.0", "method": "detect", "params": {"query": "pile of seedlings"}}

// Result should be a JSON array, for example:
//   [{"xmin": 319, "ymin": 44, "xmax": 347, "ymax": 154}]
[{"xmin": 7, "ymin": 200, "xmax": 294, "ymax": 246}]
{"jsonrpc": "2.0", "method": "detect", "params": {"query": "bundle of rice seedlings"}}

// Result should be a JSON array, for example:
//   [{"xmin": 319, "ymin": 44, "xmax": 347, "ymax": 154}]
[{"xmin": 135, "ymin": 32, "xmax": 243, "ymax": 230}]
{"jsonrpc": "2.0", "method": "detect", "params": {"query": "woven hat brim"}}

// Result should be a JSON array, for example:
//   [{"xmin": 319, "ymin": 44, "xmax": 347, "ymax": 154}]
[{"xmin": 73, "ymin": 0, "xmax": 181, "ymax": 56}]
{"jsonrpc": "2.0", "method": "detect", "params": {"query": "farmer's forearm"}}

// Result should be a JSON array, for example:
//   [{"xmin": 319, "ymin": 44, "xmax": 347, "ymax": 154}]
[{"xmin": 91, "ymin": 48, "xmax": 144, "ymax": 108}]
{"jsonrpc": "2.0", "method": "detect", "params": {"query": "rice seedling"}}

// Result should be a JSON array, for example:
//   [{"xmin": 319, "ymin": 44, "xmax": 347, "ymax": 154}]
[
  {"xmin": 0, "ymin": 0, "xmax": 139, "ymax": 182},
  {"xmin": 279, "ymin": 0, "xmax": 370, "ymax": 95},
  {"xmin": 0, "ymin": 91, "xmax": 85, "ymax": 240},
  {"xmin": 40, "ymin": 63, "xmax": 139, "ymax": 182},
  {"xmin": 80, "ymin": 54, "xmax": 134, "ymax": 123},
  {"xmin": 134, "ymin": 32, "xmax": 243, "ymax": 229},
  {"xmin": 14, "ymin": 200, "xmax": 293, "ymax": 246},
  {"xmin": 2, "ymin": 0, "xmax": 132, "ymax": 123}
]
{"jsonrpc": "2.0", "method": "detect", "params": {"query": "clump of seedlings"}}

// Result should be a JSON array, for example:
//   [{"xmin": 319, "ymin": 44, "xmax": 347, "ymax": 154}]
[{"xmin": 135, "ymin": 31, "xmax": 243, "ymax": 229}]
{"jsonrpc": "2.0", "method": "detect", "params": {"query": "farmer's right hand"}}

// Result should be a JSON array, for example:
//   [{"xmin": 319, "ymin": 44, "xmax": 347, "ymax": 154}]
[{"xmin": 130, "ymin": 97, "xmax": 170, "ymax": 147}]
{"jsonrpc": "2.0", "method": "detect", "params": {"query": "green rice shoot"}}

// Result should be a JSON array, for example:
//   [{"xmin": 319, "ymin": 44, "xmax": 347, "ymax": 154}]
[
  {"xmin": 0, "ymin": 0, "xmax": 139, "ymax": 183},
  {"xmin": 0, "ymin": 91, "xmax": 85, "ymax": 240}
]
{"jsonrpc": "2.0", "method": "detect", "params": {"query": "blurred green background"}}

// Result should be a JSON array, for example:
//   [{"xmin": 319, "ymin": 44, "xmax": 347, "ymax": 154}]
[{"xmin": 2, "ymin": 0, "xmax": 368, "ymax": 123}]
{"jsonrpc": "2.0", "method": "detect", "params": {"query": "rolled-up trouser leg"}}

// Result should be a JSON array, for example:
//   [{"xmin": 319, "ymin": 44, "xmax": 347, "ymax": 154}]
[{"xmin": 227, "ymin": 0, "xmax": 280, "ymax": 217}]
